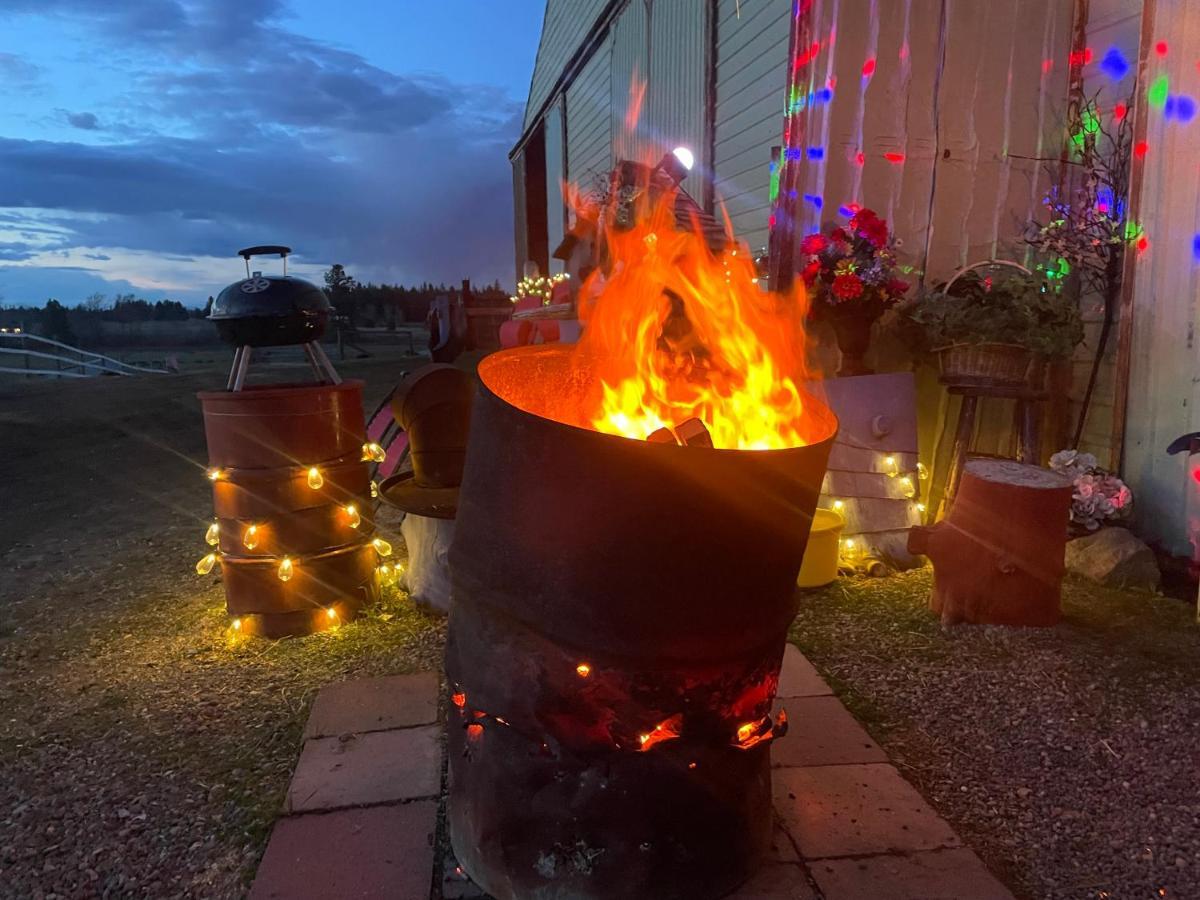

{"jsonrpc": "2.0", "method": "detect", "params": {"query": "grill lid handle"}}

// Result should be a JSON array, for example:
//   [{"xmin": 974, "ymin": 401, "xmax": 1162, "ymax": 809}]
[{"xmin": 237, "ymin": 245, "xmax": 292, "ymax": 277}]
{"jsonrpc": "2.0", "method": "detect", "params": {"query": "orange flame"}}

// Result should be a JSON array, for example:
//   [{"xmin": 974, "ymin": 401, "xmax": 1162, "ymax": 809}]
[{"xmin": 572, "ymin": 173, "xmax": 820, "ymax": 450}]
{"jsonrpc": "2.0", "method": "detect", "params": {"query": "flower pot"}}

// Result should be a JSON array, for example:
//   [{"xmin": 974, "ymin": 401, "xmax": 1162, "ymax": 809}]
[
  {"xmin": 830, "ymin": 307, "xmax": 878, "ymax": 376},
  {"xmin": 936, "ymin": 343, "xmax": 1037, "ymax": 388}
]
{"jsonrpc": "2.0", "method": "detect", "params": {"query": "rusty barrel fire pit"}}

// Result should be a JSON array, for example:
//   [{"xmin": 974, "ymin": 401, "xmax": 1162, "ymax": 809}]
[{"xmin": 446, "ymin": 345, "xmax": 837, "ymax": 900}]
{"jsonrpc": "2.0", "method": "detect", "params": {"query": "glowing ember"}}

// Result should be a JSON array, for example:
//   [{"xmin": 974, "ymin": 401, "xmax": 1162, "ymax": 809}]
[
  {"xmin": 575, "ymin": 663, "xmax": 592, "ymax": 678},
  {"xmin": 573, "ymin": 177, "xmax": 819, "ymax": 450},
  {"xmin": 452, "ymin": 692, "xmax": 466, "ymax": 708},
  {"xmin": 637, "ymin": 714, "xmax": 684, "ymax": 751}
]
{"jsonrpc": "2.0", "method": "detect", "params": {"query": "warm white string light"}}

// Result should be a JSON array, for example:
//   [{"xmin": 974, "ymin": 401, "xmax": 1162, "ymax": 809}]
[
  {"xmin": 205, "ymin": 521, "xmax": 220, "ymax": 546},
  {"xmin": 306, "ymin": 467, "xmax": 324, "ymax": 490}
]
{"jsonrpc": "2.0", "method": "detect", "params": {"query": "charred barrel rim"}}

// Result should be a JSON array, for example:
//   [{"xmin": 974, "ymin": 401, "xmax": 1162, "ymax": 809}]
[{"xmin": 476, "ymin": 344, "xmax": 839, "ymax": 452}]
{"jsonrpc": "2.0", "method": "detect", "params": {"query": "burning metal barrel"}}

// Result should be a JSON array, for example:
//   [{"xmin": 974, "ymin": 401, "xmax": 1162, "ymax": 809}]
[{"xmin": 446, "ymin": 344, "xmax": 836, "ymax": 899}]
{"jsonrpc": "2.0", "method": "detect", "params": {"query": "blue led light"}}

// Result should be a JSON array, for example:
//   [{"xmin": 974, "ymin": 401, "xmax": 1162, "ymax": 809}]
[
  {"xmin": 807, "ymin": 147, "xmax": 825, "ymax": 160},
  {"xmin": 1193, "ymin": 233, "xmax": 1200, "ymax": 263},
  {"xmin": 785, "ymin": 148, "xmax": 803, "ymax": 161},
  {"xmin": 1099, "ymin": 46, "xmax": 1129, "ymax": 81},
  {"xmin": 1165, "ymin": 95, "xmax": 1197, "ymax": 123},
  {"xmin": 803, "ymin": 193, "xmax": 823, "ymax": 209},
  {"xmin": 815, "ymin": 87, "xmax": 833, "ymax": 103}
]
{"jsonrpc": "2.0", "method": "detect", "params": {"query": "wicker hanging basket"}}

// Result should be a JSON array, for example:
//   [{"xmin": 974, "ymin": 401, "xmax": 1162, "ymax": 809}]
[
  {"xmin": 934, "ymin": 259, "xmax": 1039, "ymax": 388},
  {"xmin": 936, "ymin": 342, "xmax": 1037, "ymax": 386}
]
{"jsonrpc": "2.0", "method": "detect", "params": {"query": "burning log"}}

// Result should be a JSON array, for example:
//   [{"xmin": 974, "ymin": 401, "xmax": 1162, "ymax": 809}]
[{"xmin": 445, "ymin": 345, "xmax": 837, "ymax": 900}]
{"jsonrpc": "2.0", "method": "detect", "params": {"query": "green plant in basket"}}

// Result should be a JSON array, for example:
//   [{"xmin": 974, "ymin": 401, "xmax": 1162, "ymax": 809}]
[{"xmin": 906, "ymin": 268, "xmax": 1083, "ymax": 360}]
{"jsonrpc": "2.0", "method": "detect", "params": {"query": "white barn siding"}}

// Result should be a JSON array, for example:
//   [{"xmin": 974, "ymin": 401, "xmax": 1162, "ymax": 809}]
[
  {"xmin": 545, "ymin": 99, "xmax": 567, "ymax": 273},
  {"xmin": 611, "ymin": 0, "xmax": 650, "ymax": 165},
  {"xmin": 712, "ymin": 0, "xmax": 791, "ymax": 252},
  {"xmin": 525, "ymin": 0, "xmax": 612, "ymax": 130},
  {"xmin": 1121, "ymin": 0, "xmax": 1200, "ymax": 555},
  {"xmin": 567, "ymin": 41, "xmax": 614, "ymax": 189},
  {"xmin": 645, "ymin": 0, "xmax": 708, "ymax": 198}
]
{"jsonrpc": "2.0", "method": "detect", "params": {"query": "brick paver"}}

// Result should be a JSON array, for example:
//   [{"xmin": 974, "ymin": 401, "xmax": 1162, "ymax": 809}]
[
  {"xmin": 286, "ymin": 725, "xmax": 441, "ymax": 813},
  {"xmin": 776, "ymin": 644, "xmax": 833, "ymax": 698},
  {"xmin": 249, "ymin": 802, "xmax": 436, "ymax": 900},
  {"xmin": 253, "ymin": 645, "xmax": 1015, "ymax": 899},
  {"xmin": 303, "ymin": 672, "xmax": 439, "ymax": 739},
  {"xmin": 770, "ymin": 696, "xmax": 888, "ymax": 768}
]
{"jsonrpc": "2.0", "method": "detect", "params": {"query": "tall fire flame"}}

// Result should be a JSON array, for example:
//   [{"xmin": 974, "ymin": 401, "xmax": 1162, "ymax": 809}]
[{"xmin": 571, "ymin": 167, "xmax": 818, "ymax": 451}]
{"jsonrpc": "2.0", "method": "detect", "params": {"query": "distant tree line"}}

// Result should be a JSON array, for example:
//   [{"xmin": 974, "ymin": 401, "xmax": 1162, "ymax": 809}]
[{"xmin": 0, "ymin": 269, "xmax": 511, "ymax": 348}]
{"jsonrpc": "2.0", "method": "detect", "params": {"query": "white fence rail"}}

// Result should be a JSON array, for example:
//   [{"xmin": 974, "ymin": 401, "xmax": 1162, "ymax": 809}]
[{"xmin": 0, "ymin": 332, "xmax": 170, "ymax": 378}]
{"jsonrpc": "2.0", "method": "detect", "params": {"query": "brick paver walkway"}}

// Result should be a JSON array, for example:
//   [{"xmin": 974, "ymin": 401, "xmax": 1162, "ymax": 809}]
[{"xmin": 250, "ymin": 649, "xmax": 1014, "ymax": 899}]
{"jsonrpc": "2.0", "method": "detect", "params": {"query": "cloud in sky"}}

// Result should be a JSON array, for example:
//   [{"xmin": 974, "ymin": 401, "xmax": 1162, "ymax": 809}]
[{"xmin": 0, "ymin": 0, "xmax": 540, "ymax": 305}]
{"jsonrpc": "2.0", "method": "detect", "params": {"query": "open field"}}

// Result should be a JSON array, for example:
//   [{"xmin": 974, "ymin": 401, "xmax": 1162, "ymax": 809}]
[{"xmin": 0, "ymin": 348, "xmax": 444, "ymax": 898}]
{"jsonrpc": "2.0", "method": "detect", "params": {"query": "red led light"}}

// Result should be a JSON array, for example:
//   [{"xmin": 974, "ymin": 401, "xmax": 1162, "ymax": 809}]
[
  {"xmin": 862, "ymin": 58, "xmax": 876, "ymax": 77},
  {"xmin": 1042, "ymin": 59, "xmax": 1054, "ymax": 73},
  {"xmin": 1192, "ymin": 467, "xmax": 1200, "ymax": 485},
  {"xmin": 1134, "ymin": 141, "xmax": 1149, "ymax": 159},
  {"xmin": 1137, "ymin": 235, "xmax": 1149, "ymax": 253},
  {"xmin": 1114, "ymin": 102, "xmax": 1128, "ymax": 121},
  {"xmin": 855, "ymin": 151, "xmax": 866, "ymax": 165},
  {"xmin": 1155, "ymin": 41, "xmax": 1169, "ymax": 57},
  {"xmin": 884, "ymin": 152, "xmax": 906, "ymax": 163}
]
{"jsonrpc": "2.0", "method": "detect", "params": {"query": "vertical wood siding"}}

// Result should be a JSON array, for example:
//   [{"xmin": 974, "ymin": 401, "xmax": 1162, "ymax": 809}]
[
  {"xmin": 567, "ymin": 41, "xmax": 614, "ymax": 190},
  {"xmin": 525, "ymin": 0, "xmax": 612, "ymax": 130},
  {"xmin": 712, "ymin": 0, "xmax": 792, "ymax": 252},
  {"xmin": 791, "ymin": 0, "xmax": 1071, "ymax": 287},
  {"xmin": 1072, "ymin": 0, "xmax": 1142, "ymax": 462}
]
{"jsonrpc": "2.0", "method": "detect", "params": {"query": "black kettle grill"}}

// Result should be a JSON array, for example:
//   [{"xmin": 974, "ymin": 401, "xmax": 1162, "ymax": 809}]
[{"xmin": 209, "ymin": 245, "xmax": 340, "ymax": 390}]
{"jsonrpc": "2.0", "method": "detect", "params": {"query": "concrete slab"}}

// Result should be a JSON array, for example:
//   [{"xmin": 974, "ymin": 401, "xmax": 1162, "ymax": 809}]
[
  {"xmin": 777, "ymin": 644, "xmax": 832, "ymax": 698},
  {"xmin": 249, "ymin": 802, "xmax": 437, "ymax": 900},
  {"xmin": 726, "ymin": 863, "xmax": 817, "ymax": 899},
  {"xmin": 810, "ymin": 848, "xmax": 1014, "ymax": 900},
  {"xmin": 770, "ymin": 819, "xmax": 801, "ymax": 863},
  {"xmin": 774, "ymin": 763, "xmax": 961, "ymax": 859},
  {"xmin": 303, "ymin": 672, "xmax": 439, "ymax": 739},
  {"xmin": 286, "ymin": 725, "xmax": 441, "ymax": 814},
  {"xmin": 771, "ymin": 697, "xmax": 888, "ymax": 768}
]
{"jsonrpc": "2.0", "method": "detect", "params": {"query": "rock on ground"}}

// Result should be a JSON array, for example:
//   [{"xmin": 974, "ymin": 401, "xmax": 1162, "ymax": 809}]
[{"xmin": 1065, "ymin": 527, "xmax": 1161, "ymax": 591}]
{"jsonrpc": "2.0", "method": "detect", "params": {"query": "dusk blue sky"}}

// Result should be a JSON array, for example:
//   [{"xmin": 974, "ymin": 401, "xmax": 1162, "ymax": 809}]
[{"xmin": 0, "ymin": 0, "xmax": 544, "ymax": 306}]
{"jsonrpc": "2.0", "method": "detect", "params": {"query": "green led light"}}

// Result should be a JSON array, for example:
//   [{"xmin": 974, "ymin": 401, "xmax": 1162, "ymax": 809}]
[{"xmin": 1148, "ymin": 74, "xmax": 1169, "ymax": 108}]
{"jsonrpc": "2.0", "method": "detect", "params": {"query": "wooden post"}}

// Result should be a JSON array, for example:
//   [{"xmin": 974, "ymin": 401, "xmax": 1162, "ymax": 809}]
[{"xmin": 909, "ymin": 459, "xmax": 1072, "ymax": 626}]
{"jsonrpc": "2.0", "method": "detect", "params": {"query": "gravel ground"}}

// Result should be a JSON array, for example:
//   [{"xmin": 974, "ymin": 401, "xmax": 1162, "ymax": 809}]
[
  {"xmin": 0, "ymin": 354, "xmax": 444, "ymax": 899},
  {"xmin": 792, "ymin": 569, "xmax": 1200, "ymax": 900}
]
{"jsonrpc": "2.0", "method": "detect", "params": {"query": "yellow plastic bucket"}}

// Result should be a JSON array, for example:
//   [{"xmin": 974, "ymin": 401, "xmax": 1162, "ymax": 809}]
[{"xmin": 796, "ymin": 508, "xmax": 845, "ymax": 588}]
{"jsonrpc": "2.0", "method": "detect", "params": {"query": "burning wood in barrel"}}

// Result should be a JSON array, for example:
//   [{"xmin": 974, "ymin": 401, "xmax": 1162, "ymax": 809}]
[{"xmin": 446, "ymin": 171, "xmax": 837, "ymax": 899}]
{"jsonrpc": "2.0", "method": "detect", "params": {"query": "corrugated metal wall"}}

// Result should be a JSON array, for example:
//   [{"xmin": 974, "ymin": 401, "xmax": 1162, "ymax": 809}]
[
  {"xmin": 712, "ymin": 0, "xmax": 792, "ymax": 253},
  {"xmin": 544, "ymin": 99, "xmax": 567, "ymax": 273},
  {"xmin": 611, "ymin": 0, "xmax": 649, "ymax": 164},
  {"xmin": 525, "ymin": 0, "xmax": 612, "ymax": 130},
  {"xmin": 1122, "ymin": 0, "xmax": 1199, "ymax": 555},
  {"xmin": 645, "ymin": 0, "xmax": 708, "ymax": 198},
  {"xmin": 567, "ymin": 41, "xmax": 613, "ymax": 190}
]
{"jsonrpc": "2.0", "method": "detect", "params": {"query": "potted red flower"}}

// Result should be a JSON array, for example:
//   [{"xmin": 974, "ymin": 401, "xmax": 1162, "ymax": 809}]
[{"xmin": 799, "ymin": 209, "xmax": 909, "ymax": 376}]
